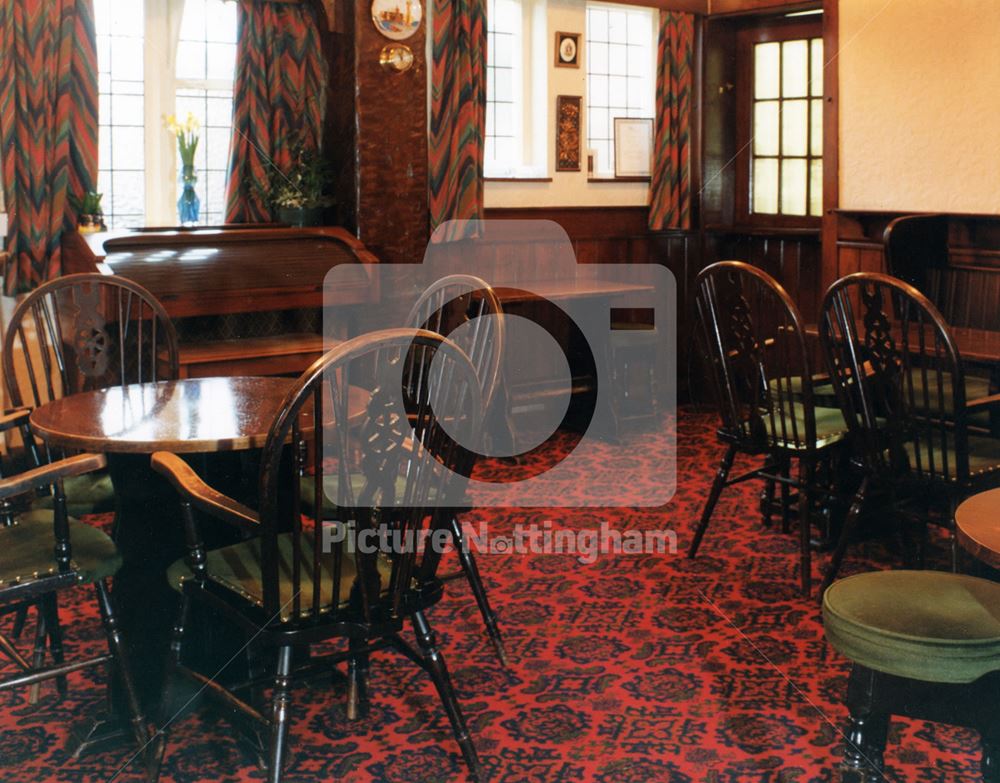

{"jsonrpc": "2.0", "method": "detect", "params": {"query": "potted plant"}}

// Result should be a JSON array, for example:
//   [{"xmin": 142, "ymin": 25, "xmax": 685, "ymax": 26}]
[
  {"xmin": 264, "ymin": 143, "xmax": 335, "ymax": 227},
  {"xmin": 70, "ymin": 191, "xmax": 107, "ymax": 233}
]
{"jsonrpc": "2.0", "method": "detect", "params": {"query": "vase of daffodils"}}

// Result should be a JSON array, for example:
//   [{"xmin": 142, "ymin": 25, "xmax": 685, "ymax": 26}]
[{"xmin": 165, "ymin": 112, "xmax": 201, "ymax": 226}]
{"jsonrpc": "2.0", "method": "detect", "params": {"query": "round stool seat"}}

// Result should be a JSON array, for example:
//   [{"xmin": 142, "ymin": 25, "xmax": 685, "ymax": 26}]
[{"xmin": 823, "ymin": 570, "xmax": 1000, "ymax": 684}]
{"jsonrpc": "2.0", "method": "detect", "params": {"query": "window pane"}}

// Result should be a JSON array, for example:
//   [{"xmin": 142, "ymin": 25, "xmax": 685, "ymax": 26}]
[
  {"xmin": 755, "ymin": 43, "xmax": 780, "ymax": 100},
  {"xmin": 781, "ymin": 158, "xmax": 808, "ymax": 216},
  {"xmin": 590, "ymin": 41, "xmax": 608, "ymax": 72},
  {"xmin": 753, "ymin": 158, "xmax": 779, "ymax": 214},
  {"xmin": 589, "ymin": 8, "xmax": 608, "ymax": 41},
  {"xmin": 495, "ymin": 104, "xmax": 514, "ymax": 136},
  {"xmin": 753, "ymin": 101, "xmax": 779, "ymax": 156},
  {"xmin": 205, "ymin": 0, "xmax": 237, "ymax": 43},
  {"xmin": 609, "ymin": 43, "xmax": 627, "ymax": 74},
  {"xmin": 810, "ymin": 159, "xmax": 823, "ymax": 217},
  {"xmin": 494, "ymin": 68, "xmax": 513, "ymax": 103},
  {"xmin": 782, "ymin": 40, "xmax": 809, "ymax": 98},
  {"xmin": 609, "ymin": 76, "xmax": 627, "ymax": 108},
  {"xmin": 589, "ymin": 107, "xmax": 609, "ymax": 140},
  {"xmin": 176, "ymin": 41, "xmax": 206, "ymax": 80},
  {"xmin": 207, "ymin": 42, "xmax": 236, "ymax": 81},
  {"xmin": 485, "ymin": 0, "xmax": 524, "ymax": 175},
  {"xmin": 97, "ymin": 0, "xmax": 145, "ymax": 229},
  {"xmin": 781, "ymin": 99, "xmax": 808, "ymax": 157},
  {"xmin": 810, "ymin": 98, "xmax": 823, "ymax": 157},
  {"xmin": 608, "ymin": 10, "xmax": 627, "ymax": 44},
  {"xmin": 810, "ymin": 38, "xmax": 824, "ymax": 97}
]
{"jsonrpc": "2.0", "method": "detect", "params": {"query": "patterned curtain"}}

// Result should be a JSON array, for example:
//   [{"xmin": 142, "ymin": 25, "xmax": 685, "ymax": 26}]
[
  {"xmin": 0, "ymin": 0, "xmax": 98, "ymax": 294},
  {"xmin": 648, "ymin": 11, "xmax": 694, "ymax": 232},
  {"xmin": 428, "ymin": 0, "xmax": 487, "ymax": 234},
  {"xmin": 224, "ymin": 0, "xmax": 328, "ymax": 223}
]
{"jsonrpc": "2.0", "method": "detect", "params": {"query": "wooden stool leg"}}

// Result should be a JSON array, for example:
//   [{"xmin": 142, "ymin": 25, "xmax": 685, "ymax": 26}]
[
  {"xmin": 346, "ymin": 637, "xmax": 371, "ymax": 721},
  {"xmin": 28, "ymin": 601, "xmax": 48, "ymax": 704},
  {"xmin": 798, "ymin": 458, "xmax": 816, "ymax": 596}
]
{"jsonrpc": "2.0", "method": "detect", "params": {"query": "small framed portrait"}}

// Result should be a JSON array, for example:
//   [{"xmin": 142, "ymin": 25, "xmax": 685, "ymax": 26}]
[{"xmin": 555, "ymin": 31, "xmax": 580, "ymax": 68}]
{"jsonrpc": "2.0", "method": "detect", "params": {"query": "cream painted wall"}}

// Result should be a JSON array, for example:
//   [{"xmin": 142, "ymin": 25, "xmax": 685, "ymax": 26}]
[
  {"xmin": 839, "ymin": 0, "xmax": 1000, "ymax": 214},
  {"xmin": 484, "ymin": 0, "xmax": 655, "ymax": 209}
]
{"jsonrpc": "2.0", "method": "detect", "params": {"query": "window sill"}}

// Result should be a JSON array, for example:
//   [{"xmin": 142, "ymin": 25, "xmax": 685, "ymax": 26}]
[
  {"xmin": 587, "ymin": 176, "xmax": 651, "ymax": 183},
  {"xmin": 485, "ymin": 177, "xmax": 553, "ymax": 183}
]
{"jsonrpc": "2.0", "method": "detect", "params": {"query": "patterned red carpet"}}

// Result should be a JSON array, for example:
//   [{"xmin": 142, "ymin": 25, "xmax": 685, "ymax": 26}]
[{"xmin": 0, "ymin": 408, "xmax": 983, "ymax": 782}]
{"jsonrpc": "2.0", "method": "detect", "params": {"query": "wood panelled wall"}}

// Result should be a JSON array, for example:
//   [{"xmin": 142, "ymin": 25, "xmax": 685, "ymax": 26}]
[{"xmin": 484, "ymin": 206, "xmax": 821, "ymax": 396}]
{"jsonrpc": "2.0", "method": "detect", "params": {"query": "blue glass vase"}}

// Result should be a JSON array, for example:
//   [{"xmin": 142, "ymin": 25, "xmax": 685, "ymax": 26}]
[{"xmin": 177, "ymin": 164, "xmax": 200, "ymax": 226}]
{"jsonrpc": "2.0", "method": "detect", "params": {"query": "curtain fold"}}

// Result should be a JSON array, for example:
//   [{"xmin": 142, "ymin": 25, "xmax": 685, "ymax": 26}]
[
  {"xmin": 428, "ymin": 0, "xmax": 487, "ymax": 234},
  {"xmin": 648, "ymin": 11, "xmax": 694, "ymax": 232},
  {"xmin": 0, "ymin": 0, "xmax": 98, "ymax": 294},
  {"xmin": 224, "ymin": 0, "xmax": 328, "ymax": 223}
]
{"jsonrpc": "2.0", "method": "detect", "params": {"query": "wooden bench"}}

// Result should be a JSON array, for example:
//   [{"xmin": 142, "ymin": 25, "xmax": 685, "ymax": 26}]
[{"xmin": 178, "ymin": 333, "xmax": 329, "ymax": 379}]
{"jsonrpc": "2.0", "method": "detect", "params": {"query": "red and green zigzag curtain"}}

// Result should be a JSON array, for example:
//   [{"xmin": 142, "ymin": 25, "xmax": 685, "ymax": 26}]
[
  {"xmin": 649, "ymin": 11, "xmax": 694, "ymax": 232},
  {"xmin": 428, "ymin": 0, "xmax": 487, "ymax": 233},
  {"xmin": 224, "ymin": 0, "xmax": 327, "ymax": 223},
  {"xmin": 0, "ymin": 0, "xmax": 98, "ymax": 294}
]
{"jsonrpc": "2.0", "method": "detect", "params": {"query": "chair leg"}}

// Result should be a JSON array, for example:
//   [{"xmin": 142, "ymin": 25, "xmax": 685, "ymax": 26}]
[
  {"xmin": 151, "ymin": 591, "xmax": 191, "ymax": 782},
  {"xmin": 346, "ymin": 637, "xmax": 371, "ymax": 721},
  {"xmin": 267, "ymin": 646, "xmax": 294, "ymax": 783},
  {"xmin": 412, "ymin": 610, "xmax": 484, "ymax": 783},
  {"xmin": 450, "ymin": 515, "xmax": 507, "ymax": 667},
  {"xmin": 819, "ymin": 476, "xmax": 869, "ymax": 601},
  {"xmin": 43, "ymin": 594, "xmax": 67, "ymax": 698},
  {"xmin": 949, "ymin": 496, "xmax": 960, "ymax": 573},
  {"xmin": 689, "ymin": 443, "xmax": 737, "ymax": 558},
  {"xmin": 27, "ymin": 601, "xmax": 48, "ymax": 705},
  {"xmin": 95, "ymin": 580, "xmax": 153, "ymax": 773},
  {"xmin": 760, "ymin": 457, "xmax": 778, "ymax": 528},
  {"xmin": 798, "ymin": 459, "xmax": 815, "ymax": 597},
  {"xmin": 779, "ymin": 457, "xmax": 792, "ymax": 534},
  {"xmin": 11, "ymin": 604, "xmax": 28, "ymax": 638}
]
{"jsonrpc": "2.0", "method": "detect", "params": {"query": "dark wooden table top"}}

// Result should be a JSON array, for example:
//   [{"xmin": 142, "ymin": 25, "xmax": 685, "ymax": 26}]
[
  {"xmin": 30, "ymin": 377, "xmax": 295, "ymax": 454},
  {"xmin": 804, "ymin": 322, "xmax": 1000, "ymax": 364},
  {"xmin": 956, "ymin": 488, "xmax": 1000, "ymax": 569}
]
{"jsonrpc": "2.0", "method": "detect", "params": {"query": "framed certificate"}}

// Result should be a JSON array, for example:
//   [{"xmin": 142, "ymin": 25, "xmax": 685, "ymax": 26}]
[{"xmin": 614, "ymin": 118, "xmax": 654, "ymax": 178}]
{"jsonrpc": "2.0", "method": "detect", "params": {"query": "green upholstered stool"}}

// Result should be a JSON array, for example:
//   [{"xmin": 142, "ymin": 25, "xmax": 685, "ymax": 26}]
[
  {"xmin": 768, "ymin": 375, "xmax": 838, "ymax": 408},
  {"xmin": 824, "ymin": 570, "xmax": 1000, "ymax": 782},
  {"xmin": 167, "ymin": 532, "xmax": 393, "ymax": 623},
  {"xmin": 902, "ymin": 433, "xmax": 1000, "ymax": 482},
  {"xmin": 1, "ymin": 510, "xmax": 122, "ymax": 587}
]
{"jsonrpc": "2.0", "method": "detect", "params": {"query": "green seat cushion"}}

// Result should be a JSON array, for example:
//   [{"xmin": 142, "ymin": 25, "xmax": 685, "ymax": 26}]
[
  {"xmin": 824, "ymin": 570, "xmax": 1000, "ymax": 684},
  {"xmin": 761, "ymin": 404, "xmax": 849, "ymax": 450},
  {"xmin": 31, "ymin": 471, "xmax": 116, "ymax": 517},
  {"xmin": 0, "ymin": 510, "xmax": 122, "ymax": 587},
  {"xmin": 167, "ymin": 531, "xmax": 393, "ymax": 622},
  {"xmin": 907, "ymin": 373, "xmax": 993, "ymax": 426},
  {"xmin": 902, "ymin": 433, "xmax": 1000, "ymax": 480}
]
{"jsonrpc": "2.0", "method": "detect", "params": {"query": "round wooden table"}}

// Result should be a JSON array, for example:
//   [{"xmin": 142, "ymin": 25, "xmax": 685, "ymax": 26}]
[
  {"xmin": 956, "ymin": 488, "xmax": 1000, "ymax": 569},
  {"xmin": 30, "ymin": 377, "xmax": 294, "ymax": 750}
]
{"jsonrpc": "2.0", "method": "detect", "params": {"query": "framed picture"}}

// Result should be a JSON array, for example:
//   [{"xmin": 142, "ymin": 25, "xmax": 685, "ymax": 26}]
[
  {"xmin": 555, "ymin": 32, "xmax": 580, "ymax": 68},
  {"xmin": 614, "ymin": 117, "xmax": 654, "ymax": 178},
  {"xmin": 556, "ymin": 96, "xmax": 582, "ymax": 172}
]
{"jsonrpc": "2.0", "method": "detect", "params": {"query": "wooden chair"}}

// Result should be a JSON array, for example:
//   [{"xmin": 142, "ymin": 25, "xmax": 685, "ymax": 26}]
[
  {"xmin": 3, "ymin": 272, "xmax": 179, "ymax": 516},
  {"xmin": 150, "ymin": 329, "xmax": 486, "ymax": 783},
  {"xmin": 689, "ymin": 261, "xmax": 849, "ymax": 595},
  {"xmin": 817, "ymin": 272, "xmax": 1000, "ymax": 594},
  {"xmin": 0, "ymin": 449, "xmax": 153, "ymax": 775},
  {"xmin": 824, "ymin": 569, "xmax": 1000, "ymax": 782},
  {"xmin": 302, "ymin": 274, "xmax": 509, "ymax": 664}
]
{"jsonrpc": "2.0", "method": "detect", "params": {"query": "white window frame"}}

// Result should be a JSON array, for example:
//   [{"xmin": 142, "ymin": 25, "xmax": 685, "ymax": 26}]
[
  {"xmin": 585, "ymin": 1, "xmax": 658, "ymax": 178},
  {"xmin": 98, "ymin": 0, "xmax": 236, "ymax": 227},
  {"xmin": 484, "ymin": 0, "xmax": 547, "ymax": 179}
]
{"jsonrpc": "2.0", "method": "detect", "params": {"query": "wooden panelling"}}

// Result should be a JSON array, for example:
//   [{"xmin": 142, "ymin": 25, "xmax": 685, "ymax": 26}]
[
  {"xmin": 352, "ymin": 1, "xmax": 429, "ymax": 264},
  {"xmin": 835, "ymin": 210, "xmax": 1000, "ymax": 331}
]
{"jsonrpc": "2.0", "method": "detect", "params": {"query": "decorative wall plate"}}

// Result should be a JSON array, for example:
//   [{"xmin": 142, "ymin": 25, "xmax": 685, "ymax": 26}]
[{"xmin": 371, "ymin": 0, "xmax": 422, "ymax": 41}]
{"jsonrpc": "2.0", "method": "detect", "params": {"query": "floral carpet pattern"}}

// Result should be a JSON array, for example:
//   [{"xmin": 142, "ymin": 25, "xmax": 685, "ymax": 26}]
[{"xmin": 0, "ymin": 408, "xmax": 984, "ymax": 782}]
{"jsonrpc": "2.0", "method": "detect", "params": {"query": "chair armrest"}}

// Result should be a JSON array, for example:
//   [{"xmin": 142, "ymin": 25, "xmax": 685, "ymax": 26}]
[
  {"xmin": 0, "ymin": 453, "xmax": 107, "ymax": 501},
  {"xmin": 0, "ymin": 407, "xmax": 31, "ymax": 434},
  {"xmin": 967, "ymin": 393, "xmax": 1000, "ymax": 412},
  {"xmin": 151, "ymin": 452, "xmax": 259, "ymax": 533}
]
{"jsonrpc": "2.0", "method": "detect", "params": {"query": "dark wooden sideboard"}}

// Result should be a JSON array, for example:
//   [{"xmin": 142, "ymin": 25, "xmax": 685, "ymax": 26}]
[{"xmin": 62, "ymin": 226, "xmax": 380, "ymax": 378}]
